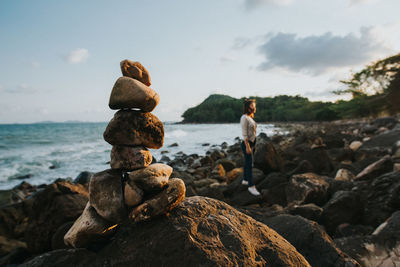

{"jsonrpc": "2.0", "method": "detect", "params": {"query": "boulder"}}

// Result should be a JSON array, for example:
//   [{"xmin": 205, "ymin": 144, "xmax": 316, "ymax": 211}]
[
  {"xmin": 23, "ymin": 181, "xmax": 88, "ymax": 254},
  {"xmin": 23, "ymin": 197, "xmax": 311, "ymax": 267},
  {"xmin": 373, "ymin": 116, "xmax": 398, "ymax": 128},
  {"xmin": 64, "ymin": 203, "xmax": 114, "ymax": 248},
  {"xmin": 129, "ymin": 178, "xmax": 186, "ymax": 223},
  {"xmin": 361, "ymin": 129, "xmax": 400, "ymax": 149},
  {"xmin": 254, "ymin": 140, "xmax": 283, "ymax": 174},
  {"xmin": 298, "ymin": 148, "xmax": 334, "ymax": 175},
  {"xmin": 128, "ymin": 163, "xmax": 172, "ymax": 192},
  {"xmin": 110, "ymin": 145, "xmax": 152, "ymax": 170},
  {"xmin": 109, "ymin": 77, "xmax": 159, "ymax": 112},
  {"xmin": 215, "ymin": 159, "xmax": 236, "ymax": 172},
  {"xmin": 225, "ymin": 167, "xmax": 243, "ymax": 184},
  {"xmin": 89, "ymin": 169, "xmax": 126, "ymax": 223},
  {"xmin": 288, "ymin": 203, "xmax": 323, "ymax": 222},
  {"xmin": 51, "ymin": 222, "xmax": 73, "ymax": 250},
  {"xmin": 120, "ymin": 59, "xmax": 151, "ymax": 86},
  {"xmin": 362, "ymin": 171, "xmax": 400, "ymax": 227},
  {"xmin": 73, "ymin": 171, "xmax": 93, "ymax": 185},
  {"xmin": 285, "ymin": 173, "xmax": 330, "ymax": 206},
  {"xmin": 210, "ymin": 164, "xmax": 225, "ymax": 181},
  {"xmin": 124, "ymin": 182, "xmax": 144, "ymax": 207},
  {"xmin": 103, "ymin": 110, "xmax": 164, "ymax": 149},
  {"xmin": 320, "ymin": 191, "xmax": 363, "ymax": 234},
  {"xmin": 392, "ymin": 140, "xmax": 400, "ymax": 162},
  {"xmin": 335, "ymin": 214, "xmax": 400, "ymax": 267},
  {"xmin": 0, "ymin": 247, "xmax": 30, "ymax": 266},
  {"xmin": 334, "ymin": 223, "xmax": 373, "ymax": 238},
  {"xmin": 355, "ymin": 154, "xmax": 393, "ymax": 180},
  {"xmin": 264, "ymin": 215, "xmax": 360, "ymax": 267},
  {"xmin": 0, "ymin": 235, "xmax": 26, "ymax": 257}
]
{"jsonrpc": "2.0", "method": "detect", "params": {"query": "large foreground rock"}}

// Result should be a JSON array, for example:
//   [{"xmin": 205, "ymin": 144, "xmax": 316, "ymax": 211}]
[
  {"xmin": 110, "ymin": 145, "xmax": 152, "ymax": 170},
  {"xmin": 22, "ymin": 197, "xmax": 311, "ymax": 267},
  {"xmin": 103, "ymin": 110, "xmax": 164, "ymax": 149},
  {"xmin": 89, "ymin": 169, "xmax": 126, "ymax": 223},
  {"xmin": 108, "ymin": 76, "xmax": 159, "ymax": 112},
  {"xmin": 120, "ymin": 59, "xmax": 151, "ymax": 86}
]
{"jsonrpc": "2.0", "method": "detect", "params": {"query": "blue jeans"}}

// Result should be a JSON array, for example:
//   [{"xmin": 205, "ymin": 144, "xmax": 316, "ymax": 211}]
[{"xmin": 241, "ymin": 140, "xmax": 255, "ymax": 186}]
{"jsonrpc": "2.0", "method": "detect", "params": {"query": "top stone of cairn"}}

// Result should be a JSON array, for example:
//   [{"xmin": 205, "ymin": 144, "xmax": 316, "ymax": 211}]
[{"xmin": 120, "ymin": 59, "xmax": 151, "ymax": 86}]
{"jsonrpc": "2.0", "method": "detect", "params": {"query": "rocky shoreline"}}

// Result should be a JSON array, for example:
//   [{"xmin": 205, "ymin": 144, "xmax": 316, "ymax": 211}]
[{"xmin": 0, "ymin": 116, "xmax": 399, "ymax": 266}]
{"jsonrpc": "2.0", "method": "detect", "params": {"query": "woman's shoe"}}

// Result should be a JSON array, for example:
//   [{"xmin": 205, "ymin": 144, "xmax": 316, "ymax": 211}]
[
  {"xmin": 241, "ymin": 180, "xmax": 248, "ymax": 185},
  {"xmin": 248, "ymin": 186, "xmax": 260, "ymax": 196}
]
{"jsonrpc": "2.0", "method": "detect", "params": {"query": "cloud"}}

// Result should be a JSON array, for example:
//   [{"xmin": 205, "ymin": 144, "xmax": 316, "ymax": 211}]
[
  {"xmin": 256, "ymin": 26, "xmax": 393, "ymax": 75},
  {"xmin": 1, "ymin": 83, "xmax": 36, "ymax": 94},
  {"xmin": 31, "ymin": 61, "xmax": 40, "ymax": 68},
  {"xmin": 66, "ymin": 48, "xmax": 89, "ymax": 64},
  {"xmin": 220, "ymin": 55, "xmax": 236, "ymax": 64},
  {"xmin": 349, "ymin": 0, "xmax": 379, "ymax": 5},
  {"xmin": 245, "ymin": 0, "xmax": 294, "ymax": 9}
]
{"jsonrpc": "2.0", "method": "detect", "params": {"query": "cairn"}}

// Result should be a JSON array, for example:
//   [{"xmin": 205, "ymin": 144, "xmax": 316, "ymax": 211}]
[{"xmin": 64, "ymin": 60, "xmax": 186, "ymax": 248}]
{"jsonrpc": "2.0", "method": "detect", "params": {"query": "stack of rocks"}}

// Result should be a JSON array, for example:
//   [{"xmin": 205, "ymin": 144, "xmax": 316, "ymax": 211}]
[{"xmin": 64, "ymin": 60, "xmax": 186, "ymax": 248}]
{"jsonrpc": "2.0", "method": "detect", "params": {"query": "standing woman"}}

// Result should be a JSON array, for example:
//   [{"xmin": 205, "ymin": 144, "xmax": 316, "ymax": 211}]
[{"xmin": 240, "ymin": 99, "xmax": 261, "ymax": 196}]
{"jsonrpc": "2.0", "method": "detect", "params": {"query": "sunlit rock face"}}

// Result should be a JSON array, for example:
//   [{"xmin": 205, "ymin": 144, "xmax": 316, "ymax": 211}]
[
  {"xmin": 108, "ymin": 76, "xmax": 159, "ymax": 112},
  {"xmin": 103, "ymin": 110, "xmax": 164, "ymax": 149}
]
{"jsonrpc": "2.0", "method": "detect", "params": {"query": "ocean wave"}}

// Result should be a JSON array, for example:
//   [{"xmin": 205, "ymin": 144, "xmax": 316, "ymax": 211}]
[{"xmin": 166, "ymin": 129, "xmax": 188, "ymax": 138}]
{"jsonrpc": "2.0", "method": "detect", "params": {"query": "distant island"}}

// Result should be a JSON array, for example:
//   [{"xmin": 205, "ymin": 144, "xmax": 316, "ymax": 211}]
[{"xmin": 182, "ymin": 53, "xmax": 400, "ymax": 123}]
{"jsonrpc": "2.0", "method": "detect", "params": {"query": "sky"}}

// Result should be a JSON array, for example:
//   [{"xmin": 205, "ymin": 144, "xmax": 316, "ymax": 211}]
[{"xmin": 0, "ymin": 0, "xmax": 399, "ymax": 123}]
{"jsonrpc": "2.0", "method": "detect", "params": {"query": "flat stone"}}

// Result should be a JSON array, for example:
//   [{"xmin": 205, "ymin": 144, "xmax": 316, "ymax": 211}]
[
  {"xmin": 129, "ymin": 178, "xmax": 186, "ymax": 223},
  {"xmin": 349, "ymin": 141, "xmax": 362, "ymax": 151},
  {"xmin": 64, "ymin": 203, "xmax": 114, "ymax": 248},
  {"xmin": 129, "ymin": 163, "xmax": 172, "ymax": 192},
  {"xmin": 103, "ymin": 110, "xmax": 164, "ymax": 149},
  {"xmin": 109, "ymin": 77, "xmax": 159, "ymax": 112},
  {"xmin": 110, "ymin": 146, "xmax": 152, "ymax": 171},
  {"xmin": 89, "ymin": 169, "xmax": 126, "ymax": 223},
  {"xmin": 120, "ymin": 59, "xmax": 151, "ymax": 86},
  {"xmin": 124, "ymin": 182, "xmax": 144, "ymax": 207}
]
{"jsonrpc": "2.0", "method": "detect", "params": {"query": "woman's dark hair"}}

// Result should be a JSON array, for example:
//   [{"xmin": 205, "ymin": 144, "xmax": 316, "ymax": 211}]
[{"xmin": 243, "ymin": 98, "xmax": 256, "ymax": 115}]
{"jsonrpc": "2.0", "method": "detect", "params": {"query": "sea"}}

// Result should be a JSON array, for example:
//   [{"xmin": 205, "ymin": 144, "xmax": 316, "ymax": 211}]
[{"xmin": 0, "ymin": 122, "xmax": 282, "ymax": 189}]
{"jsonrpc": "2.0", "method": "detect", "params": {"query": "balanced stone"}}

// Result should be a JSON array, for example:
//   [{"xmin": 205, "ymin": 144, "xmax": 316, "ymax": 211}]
[
  {"xmin": 129, "ymin": 163, "xmax": 172, "ymax": 192},
  {"xmin": 89, "ymin": 169, "xmax": 126, "ymax": 223},
  {"xmin": 129, "ymin": 178, "xmax": 186, "ymax": 222},
  {"xmin": 110, "ymin": 145, "xmax": 152, "ymax": 170},
  {"xmin": 124, "ymin": 181, "xmax": 144, "ymax": 207},
  {"xmin": 120, "ymin": 59, "xmax": 151, "ymax": 86},
  {"xmin": 109, "ymin": 77, "xmax": 159, "ymax": 112},
  {"xmin": 103, "ymin": 110, "xmax": 164, "ymax": 149},
  {"xmin": 64, "ymin": 203, "xmax": 114, "ymax": 248}
]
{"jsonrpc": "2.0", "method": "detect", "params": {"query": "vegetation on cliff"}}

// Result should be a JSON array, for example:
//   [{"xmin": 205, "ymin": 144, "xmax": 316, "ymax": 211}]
[{"xmin": 182, "ymin": 53, "xmax": 400, "ymax": 123}]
